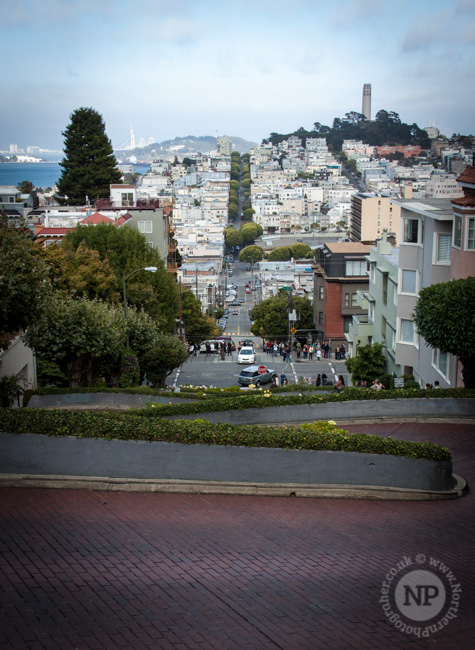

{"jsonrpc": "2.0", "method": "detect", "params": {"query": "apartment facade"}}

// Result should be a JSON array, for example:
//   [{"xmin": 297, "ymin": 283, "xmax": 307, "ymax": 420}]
[
  {"xmin": 350, "ymin": 192, "xmax": 401, "ymax": 243},
  {"xmin": 313, "ymin": 242, "xmax": 372, "ymax": 346}
]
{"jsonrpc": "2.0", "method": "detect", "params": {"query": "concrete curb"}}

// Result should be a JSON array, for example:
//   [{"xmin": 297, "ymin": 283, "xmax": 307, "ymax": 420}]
[{"xmin": 0, "ymin": 473, "xmax": 468, "ymax": 501}]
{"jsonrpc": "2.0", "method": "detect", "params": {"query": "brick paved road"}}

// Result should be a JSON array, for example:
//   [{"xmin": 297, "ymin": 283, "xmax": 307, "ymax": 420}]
[{"xmin": 0, "ymin": 423, "xmax": 473, "ymax": 649}]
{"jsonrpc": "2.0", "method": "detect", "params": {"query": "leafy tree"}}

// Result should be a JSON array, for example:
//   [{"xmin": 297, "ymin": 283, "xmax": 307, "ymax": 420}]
[
  {"xmin": 224, "ymin": 227, "xmax": 243, "ymax": 248},
  {"xmin": 64, "ymin": 224, "xmax": 178, "ymax": 332},
  {"xmin": 140, "ymin": 335, "xmax": 188, "ymax": 387},
  {"xmin": 23, "ymin": 295, "xmax": 125, "ymax": 387},
  {"xmin": 268, "ymin": 246, "xmax": 291, "ymax": 261},
  {"xmin": 0, "ymin": 221, "xmax": 49, "ymax": 348},
  {"xmin": 180, "ymin": 290, "xmax": 219, "ymax": 343},
  {"xmin": 240, "ymin": 222, "xmax": 260, "ymax": 243},
  {"xmin": 345, "ymin": 343, "xmax": 386, "ymax": 384},
  {"xmin": 243, "ymin": 208, "xmax": 255, "ymax": 221},
  {"xmin": 413, "ymin": 278, "xmax": 475, "ymax": 388},
  {"xmin": 250, "ymin": 294, "xmax": 313, "ymax": 339},
  {"xmin": 241, "ymin": 178, "xmax": 251, "ymax": 189},
  {"xmin": 238, "ymin": 245, "xmax": 263, "ymax": 264},
  {"xmin": 290, "ymin": 243, "xmax": 311, "ymax": 258},
  {"xmin": 228, "ymin": 203, "xmax": 238, "ymax": 219},
  {"xmin": 56, "ymin": 107, "xmax": 122, "ymax": 204},
  {"xmin": 17, "ymin": 180, "xmax": 34, "ymax": 194},
  {"xmin": 43, "ymin": 239, "xmax": 120, "ymax": 303},
  {"xmin": 230, "ymin": 180, "xmax": 240, "ymax": 191}
]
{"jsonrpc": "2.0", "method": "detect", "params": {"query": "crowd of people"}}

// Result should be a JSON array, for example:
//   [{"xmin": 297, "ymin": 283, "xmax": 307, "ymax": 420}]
[{"xmin": 263, "ymin": 339, "xmax": 346, "ymax": 361}]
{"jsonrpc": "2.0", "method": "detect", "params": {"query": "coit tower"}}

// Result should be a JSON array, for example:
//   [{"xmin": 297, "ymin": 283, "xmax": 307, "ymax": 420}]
[{"xmin": 362, "ymin": 84, "xmax": 371, "ymax": 121}]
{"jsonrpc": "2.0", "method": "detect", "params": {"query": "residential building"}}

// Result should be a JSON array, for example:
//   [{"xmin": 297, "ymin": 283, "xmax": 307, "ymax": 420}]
[
  {"xmin": 450, "ymin": 166, "xmax": 475, "ymax": 280},
  {"xmin": 313, "ymin": 242, "xmax": 372, "ymax": 346},
  {"xmin": 217, "ymin": 136, "xmax": 232, "ymax": 156},
  {"xmin": 350, "ymin": 192, "xmax": 401, "ymax": 243}
]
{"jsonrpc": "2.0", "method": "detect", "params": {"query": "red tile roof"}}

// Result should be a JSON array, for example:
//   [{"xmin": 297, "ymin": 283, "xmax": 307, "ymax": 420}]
[
  {"xmin": 456, "ymin": 166, "xmax": 475, "ymax": 185},
  {"xmin": 36, "ymin": 228, "xmax": 71, "ymax": 235},
  {"xmin": 451, "ymin": 195, "xmax": 475, "ymax": 207},
  {"xmin": 80, "ymin": 212, "xmax": 114, "ymax": 224}
]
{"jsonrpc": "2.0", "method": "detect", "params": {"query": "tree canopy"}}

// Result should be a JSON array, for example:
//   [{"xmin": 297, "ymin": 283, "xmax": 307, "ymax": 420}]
[
  {"xmin": 240, "ymin": 222, "xmax": 262, "ymax": 243},
  {"xmin": 413, "ymin": 278, "xmax": 475, "ymax": 388},
  {"xmin": 268, "ymin": 246, "xmax": 291, "ymax": 261},
  {"xmin": 0, "ymin": 221, "xmax": 50, "ymax": 348},
  {"xmin": 224, "ymin": 227, "xmax": 243, "ymax": 248},
  {"xmin": 17, "ymin": 180, "xmax": 34, "ymax": 194},
  {"xmin": 290, "ymin": 243, "xmax": 312, "ymax": 258},
  {"xmin": 250, "ymin": 294, "xmax": 314, "ymax": 340},
  {"xmin": 345, "ymin": 343, "xmax": 386, "ymax": 384},
  {"xmin": 64, "ymin": 224, "xmax": 178, "ymax": 332},
  {"xmin": 238, "ymin": 245, "xmax": 264, "ymax": 264},
  {"xmin": 264, "ymin": 110, "xmax": 431, "ymax": 153},
  {"xmin": 56, "ymin": 107, "xmax": 122, "ymax": 204}
]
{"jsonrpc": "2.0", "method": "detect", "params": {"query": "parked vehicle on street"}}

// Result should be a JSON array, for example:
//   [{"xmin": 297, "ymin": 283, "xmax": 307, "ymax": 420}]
[{"xmin": 238, "ymin": 365, "xmax": 277, "ymax": 387}]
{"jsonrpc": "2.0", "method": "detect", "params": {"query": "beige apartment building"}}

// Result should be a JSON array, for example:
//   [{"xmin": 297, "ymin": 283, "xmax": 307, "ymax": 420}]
[{"xmin": 350, "ymin": 192, "xmax": 401, "ymax": 243}]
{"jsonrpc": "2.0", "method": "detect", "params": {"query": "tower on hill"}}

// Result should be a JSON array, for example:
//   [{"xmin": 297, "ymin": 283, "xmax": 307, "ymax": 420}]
[{"xmin": 362, "ymin": 84, "xmax": 371, "ymax": 121}]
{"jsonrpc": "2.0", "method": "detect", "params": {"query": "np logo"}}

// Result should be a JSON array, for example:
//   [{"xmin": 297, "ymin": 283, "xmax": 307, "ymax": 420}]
[
  {"xmin": 380, "ymin": 556, "xmax": 461, "ymax": 638},
  {"xmin": 395, "ymin": 570, "xmax": 446, "ymax": 621}
]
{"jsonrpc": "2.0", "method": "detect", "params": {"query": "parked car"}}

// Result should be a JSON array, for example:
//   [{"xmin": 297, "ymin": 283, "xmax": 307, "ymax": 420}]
[
  {"xmin": 232, "ymin": 310, "xmax": 238, "ymax": 315},
  {"xmin": 238, "ymin": 365, "xmax": 277, "ymax": 387},
  {"xmin": 238, "ymin": 347, "xmax": 255, "ymax": 364}
]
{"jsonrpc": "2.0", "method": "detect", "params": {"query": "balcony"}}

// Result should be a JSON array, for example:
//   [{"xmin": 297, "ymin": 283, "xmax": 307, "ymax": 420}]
[{"xmin": 348, "ymin": 314, "xmax": 373, "ymax": 342}]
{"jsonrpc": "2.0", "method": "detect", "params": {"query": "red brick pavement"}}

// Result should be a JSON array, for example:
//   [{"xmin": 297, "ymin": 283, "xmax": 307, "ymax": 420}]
[{"xmin": 0, "ymin": 423, "xmax": 474, "ymax": 649}]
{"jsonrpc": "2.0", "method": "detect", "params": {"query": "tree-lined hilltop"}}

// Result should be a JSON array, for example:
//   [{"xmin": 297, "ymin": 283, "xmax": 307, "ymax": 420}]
[{"xmin": 264, "ymin": 110, "xmax": 433, "ymax": 151}]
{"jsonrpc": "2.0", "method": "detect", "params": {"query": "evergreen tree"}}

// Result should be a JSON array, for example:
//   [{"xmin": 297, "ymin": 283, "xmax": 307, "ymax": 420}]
[{"xmin": 56, "ymin": 107, "xmax": 122, "ymax": 204}]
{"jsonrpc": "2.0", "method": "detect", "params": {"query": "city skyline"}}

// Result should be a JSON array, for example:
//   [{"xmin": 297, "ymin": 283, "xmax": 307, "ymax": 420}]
[{"xmin": 1, "ymin": 0, "xmax": 474, "ymax": 151}]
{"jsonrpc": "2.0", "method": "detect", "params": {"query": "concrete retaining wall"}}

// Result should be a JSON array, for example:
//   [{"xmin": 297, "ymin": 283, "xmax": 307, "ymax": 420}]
[
  {"xmin": 0, "ymin": 432, "xmax": 453, "ymax": 492},
  {"xmin": 167, "ymin": 398, "xmax": 475, "ymax": 425}
]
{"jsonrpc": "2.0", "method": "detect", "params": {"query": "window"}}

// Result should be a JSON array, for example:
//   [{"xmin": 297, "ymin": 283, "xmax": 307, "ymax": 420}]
[
  {"xmin": 400, "ymin": 319, "xmax": 415, "ymax": 344},
  {"xmin": 370, "ymin": 262, "xmax": 376, "ymax": 283},
  {"xmin": 369, "ymin": 303, "xmax": 375, "ymax": 322},
  {"xmin": 318, "ymin": 311, "xmax": 323, "ymax": 325},
  {"xmin": 436, "ymin": 233, "xmax": 452, "ymax": 263},
  {"xmin": 343, "ymin": 316, "xmax": 352, "ymax": 332},
  {"xmin": 351, "ymin": 293, "xmax": 358, "ymax": 307},
  {"xmin": 403, "ymin": 218, "xmax": 419, "ymax": 243},
  {"xmin": 138, "ymin": 220, "xmax": 153, "ymax": 234},
  {"xmin": 381, "ymin": 316, "xmax": 386, "ymax": 340},
  {"xmin": 467, "ymin": 218, "xmax": 475, "ymax": 250},
  {"xmin": 401, "ymin": 270, "xmax": 417, "ymax": 294},
  {"xmin": 453, "ymin": 215, "xmax": 462, "ymax": 248},
  {"xmin": 433, "ymin": 348, "xmax": 448, "ymax": 378},
  {"xmin": 344, "ymin": 293, "xmax": 349, "ymax": 307},
  {"xmin": 319, "ymin": 286, "xmax": 324, "ymax": 300},
  {"xmin": 346, "ymin": 260, "xmax": 367, "ymax": 276},
  {"xmin": 382, "ymin": 272, "xmax": 388, "ymax": 305},
  {"xmin": 388, "ymin": 327, "xmax": 396, "ymax": 351},
  {"xmin": 121, "ymin": 192, "xmax": 134, "ymax": 206}
]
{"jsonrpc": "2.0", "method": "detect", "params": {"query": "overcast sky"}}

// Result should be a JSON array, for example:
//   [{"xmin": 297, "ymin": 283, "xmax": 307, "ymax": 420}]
[{"xmin": 2, "ymin": 0, "xmax": 474, "ymax": 151}]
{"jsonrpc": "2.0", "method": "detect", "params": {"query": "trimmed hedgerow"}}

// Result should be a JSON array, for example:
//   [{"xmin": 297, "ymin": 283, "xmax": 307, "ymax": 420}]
[
  {"xmin": 0, "ymin": 408, "xmax": 451, "ymax": 462},
  {"xmin": 130, "ymin": 387, "xmax": 474, "ymax": 418}
]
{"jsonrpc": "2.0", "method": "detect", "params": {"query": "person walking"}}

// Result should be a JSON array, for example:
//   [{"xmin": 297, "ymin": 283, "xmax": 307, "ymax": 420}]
[
  {"xmin": 321, "ymin": 372, "xmax": 327, "ymax": 386},
  {"xmin": 316, "ymin": 347, "xmax": 322, "ymax": 361},
  {"xmin": 220, "ymin": 344, "xmax": 225, "ymax": 361},
  {"xmin": 335, "ymin": 375, "xmax": 345, "ymax": 393},
  {"xmin": 205, "ymin": 341, "xmax": 211, "ymax": 357},
  {"xmin": 315, "ymin": 374, "xmax": 321, "ymax": 387}
]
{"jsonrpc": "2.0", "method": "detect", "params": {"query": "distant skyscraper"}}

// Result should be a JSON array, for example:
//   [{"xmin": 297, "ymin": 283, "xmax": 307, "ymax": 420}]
[{"xmin": 362, "ymin": 84, "xmax": 371, "ymax": 121}]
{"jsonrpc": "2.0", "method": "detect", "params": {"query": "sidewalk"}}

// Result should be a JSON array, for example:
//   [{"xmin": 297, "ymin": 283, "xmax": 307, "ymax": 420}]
[{"xmin": 0, "ymin": 422, "xmax": 473, "ymax": 649}]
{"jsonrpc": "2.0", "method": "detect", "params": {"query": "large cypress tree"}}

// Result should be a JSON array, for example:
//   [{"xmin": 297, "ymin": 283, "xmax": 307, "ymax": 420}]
[{"xmin": 56, "ymin": 107, "xmax": 122, "ymax": 204}]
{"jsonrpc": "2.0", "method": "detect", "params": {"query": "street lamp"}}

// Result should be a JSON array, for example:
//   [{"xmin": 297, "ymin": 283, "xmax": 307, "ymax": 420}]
[{"xmin": 122, "ymin": 266, "xmax": 157, "ymax": 348}]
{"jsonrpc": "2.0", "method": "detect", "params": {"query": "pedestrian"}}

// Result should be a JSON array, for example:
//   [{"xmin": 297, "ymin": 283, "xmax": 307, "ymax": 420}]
[
  {"xmin": 341, "ymin": 344, "xmax": 346, "ymax": 359},
  {"xmin": 193, "ymin": 343, "xmax": 198, "ymax": 357},
  {"xmin": 371, "ymin": 379, "xmax": 384, "ymax": 390},
  {"xmin": 220, "ymin": 344, "xmax": 225, "ymax": 361},
  {"xmin": 205, "ymin": 341, "xmax": 211, "ymax": 357},
  {"xmin": 321, "ymin": 372, "xmax": 327, "ymax": 385},
  {"xmin": 273, "ymin": 343, "xmax": 278, "ymax": 357},
  {"xmin": 316, "ymin": 347, "xmax": 322, "ymax": 361},
  {"xmin": 434, "ymin": 381, "xmax": 441, "ymax": 389},
  {"xmin": 335, "ymin": 375, "xmax": 345, "ymax": 393},
  {"xmin": 336, "ymin": 346, "xmax": 340, "ymax": 360},
  {"xmin": 308, "ymin": 345, "xmax": 314, "ymax": 361},
  {"xmin": 315, "ymin": 374, "xmax": 321, "ymax": 387},
  {"xmin": 280, "ymin": 372, "xmax": 288, "ymax": 386}
]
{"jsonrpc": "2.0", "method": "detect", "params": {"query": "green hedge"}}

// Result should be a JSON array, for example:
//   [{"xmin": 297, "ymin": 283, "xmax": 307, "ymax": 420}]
[
  {"xmin": 130, "ymin": 387, "xmax": 473, "ymax": 417},
  {"xmin": 0, "ymin": 408, "xmax": 451, "ymax": 461}
]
